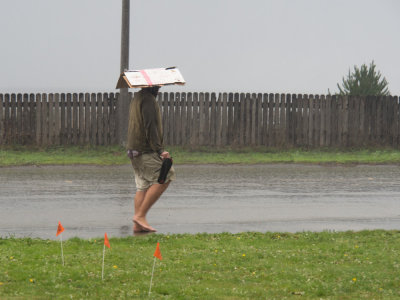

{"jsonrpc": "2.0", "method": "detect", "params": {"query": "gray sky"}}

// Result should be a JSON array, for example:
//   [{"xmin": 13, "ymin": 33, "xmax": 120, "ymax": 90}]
[{"xmin": 1, "ymin": 0, "xmax": 399, "ymax": 95}]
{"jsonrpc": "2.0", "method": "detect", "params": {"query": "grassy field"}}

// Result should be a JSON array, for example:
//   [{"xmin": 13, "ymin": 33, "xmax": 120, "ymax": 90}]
[
  {"xmin": 0, "ymin": 231, "xmax": 399, "ymax": 299},
  {"xmin": 1, "ymin": 145, "xmax": 400, "ymax": 166}
]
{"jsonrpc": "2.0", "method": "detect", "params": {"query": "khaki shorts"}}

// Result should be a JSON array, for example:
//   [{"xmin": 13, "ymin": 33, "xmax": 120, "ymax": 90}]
[{"xmin": 131, "ymin": 152, "xmax": 176, "ymax": 191}]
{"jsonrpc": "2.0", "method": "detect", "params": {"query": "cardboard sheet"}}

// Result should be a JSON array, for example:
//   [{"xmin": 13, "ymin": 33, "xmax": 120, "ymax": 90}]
[{"xmin": 116, "ymin": 67, "xmax": 185, "ymax": 88}]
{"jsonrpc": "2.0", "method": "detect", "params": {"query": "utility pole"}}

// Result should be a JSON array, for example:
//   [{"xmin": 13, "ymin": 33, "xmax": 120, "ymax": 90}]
[{"xmin": 117, "ymin": 0, "xmax": 130, "ymax": 145}]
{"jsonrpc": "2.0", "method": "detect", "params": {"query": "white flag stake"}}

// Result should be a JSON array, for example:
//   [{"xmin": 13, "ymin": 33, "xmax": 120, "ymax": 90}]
[
  {"xmin": 148, "ymin": 256, "xmax": 157, "ymax": 296},
  {"xmin": 60, "ymin": 234, "xmax": 65, "ymax": 266},
  {"xmin": 101, "ymin": 243, "xmax": 106, "ymax": 281}
]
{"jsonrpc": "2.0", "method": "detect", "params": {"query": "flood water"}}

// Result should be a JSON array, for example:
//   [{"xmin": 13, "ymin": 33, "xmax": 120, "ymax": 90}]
[{"xmin": 0, "ymin": 164, "xmax": 399, "ymax": 239}]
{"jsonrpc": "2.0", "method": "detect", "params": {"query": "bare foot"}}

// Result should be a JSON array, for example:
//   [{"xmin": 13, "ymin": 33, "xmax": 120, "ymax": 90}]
[
  {"xmin": 133, "ymin": 216, "xmax": 157, "ymax": 232},
  {"xmin": 133, "ymin": 223, "xmax": 145, "ymax": 233}
]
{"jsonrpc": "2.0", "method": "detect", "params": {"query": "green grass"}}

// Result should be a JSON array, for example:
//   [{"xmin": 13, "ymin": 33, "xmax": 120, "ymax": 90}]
[
  {"xmin": 0, "ymin": 231, "xmax": 399, "ymax": 299},
  {"xmin": 1, "ymin": 146, "xmax": 400, "ymax": 167}
]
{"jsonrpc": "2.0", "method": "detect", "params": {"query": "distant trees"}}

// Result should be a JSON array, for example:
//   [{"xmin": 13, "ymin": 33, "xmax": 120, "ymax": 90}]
[{"xmin": 337, "ymin": 61, "xmax": 390, "ymax": 96}]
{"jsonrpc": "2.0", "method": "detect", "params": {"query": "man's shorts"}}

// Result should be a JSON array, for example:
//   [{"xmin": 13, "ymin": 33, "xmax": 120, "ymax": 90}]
[{"xmin": 131, "ymin": 152, "xmax": 176, "ymax": 191}]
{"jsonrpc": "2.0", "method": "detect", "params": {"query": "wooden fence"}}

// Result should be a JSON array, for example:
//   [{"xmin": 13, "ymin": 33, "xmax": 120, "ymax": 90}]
[{"xmin": 1, "ymin": 92, "xmax": 399, "ymax": 148}]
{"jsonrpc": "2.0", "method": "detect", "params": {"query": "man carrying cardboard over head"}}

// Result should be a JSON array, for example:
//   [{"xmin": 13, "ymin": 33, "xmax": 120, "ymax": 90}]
[{"xmin": 120, "ymin": 67, "xmax": 185, "ymax": 233}]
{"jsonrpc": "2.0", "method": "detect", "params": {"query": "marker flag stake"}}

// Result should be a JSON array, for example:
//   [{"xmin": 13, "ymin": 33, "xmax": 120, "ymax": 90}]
[
  {"xmin": 101, "ymin": 243, "xmax": 105, "ymax": 281},
  {"xmin": 149, "ymin": 242, "xmax": 162, "ymax": 296},
  {"xmin": 148, "ymin": 257, "xmax": 156, "ymax": 296},
  {"xmin": 60, "ymin": 234, "xmax": 64, "ymax": 266}
]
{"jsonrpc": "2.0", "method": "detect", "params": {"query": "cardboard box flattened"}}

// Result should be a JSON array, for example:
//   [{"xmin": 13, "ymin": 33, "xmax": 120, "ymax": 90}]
[{"xmin": 116, "ymin": 67, "xmax": 185, "ymax": 88}]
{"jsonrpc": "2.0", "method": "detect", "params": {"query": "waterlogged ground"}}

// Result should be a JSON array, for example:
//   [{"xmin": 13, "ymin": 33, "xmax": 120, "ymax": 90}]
[{"xmin": 0, "ymin": 164, "xmax": 399, "ymax": 239}]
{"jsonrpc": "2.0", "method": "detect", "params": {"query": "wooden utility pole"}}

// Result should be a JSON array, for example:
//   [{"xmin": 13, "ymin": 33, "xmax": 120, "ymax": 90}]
[{"xmin": 117, "ymin": 0, "xmax": 130, "ymax": 145}]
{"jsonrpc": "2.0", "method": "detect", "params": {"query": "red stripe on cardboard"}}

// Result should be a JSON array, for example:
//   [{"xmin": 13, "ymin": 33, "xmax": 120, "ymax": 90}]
[{"xmin": 140, "ymin": 70, "xmax": 153, "ymax": 86}]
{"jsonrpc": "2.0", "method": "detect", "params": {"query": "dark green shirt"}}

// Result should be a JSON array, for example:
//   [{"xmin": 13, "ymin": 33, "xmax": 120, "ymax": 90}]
[{"xmin": 126, "ymin": 89, "xmax": 164, "ymax": 154}]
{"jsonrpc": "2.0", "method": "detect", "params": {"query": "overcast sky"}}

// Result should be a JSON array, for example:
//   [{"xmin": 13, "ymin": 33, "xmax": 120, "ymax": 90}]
[{"xmin": 1, "ymin": 0, "xmax": 399, "ymax": 95}]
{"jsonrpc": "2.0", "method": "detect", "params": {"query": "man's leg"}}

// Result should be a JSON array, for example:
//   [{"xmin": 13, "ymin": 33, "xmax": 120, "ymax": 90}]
[
  {"xmin": 133, "ymin": 190, "xmax": 147, "ymax": 232},
  {"xmin": 133, "ymin": 182, "xmax": 170, "ymax": 231}
]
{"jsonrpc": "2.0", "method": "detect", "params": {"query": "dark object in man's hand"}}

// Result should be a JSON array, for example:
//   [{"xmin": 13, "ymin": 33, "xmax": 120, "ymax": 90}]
[{"xmin": 158, "ymin": 158, "xmax": 173, "ymax": 184}]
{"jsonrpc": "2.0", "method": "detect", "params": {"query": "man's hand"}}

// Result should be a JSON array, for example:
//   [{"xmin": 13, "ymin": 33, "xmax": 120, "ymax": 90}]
[{"xmin": 160, "ymin": 151, "xmax": 171, "ymax": 159}]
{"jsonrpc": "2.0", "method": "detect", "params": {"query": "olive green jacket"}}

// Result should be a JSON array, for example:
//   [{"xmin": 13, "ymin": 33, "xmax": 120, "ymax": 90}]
[{"xmin": 126, "ymin": 89, "xmax": 164, "ymax": 154}]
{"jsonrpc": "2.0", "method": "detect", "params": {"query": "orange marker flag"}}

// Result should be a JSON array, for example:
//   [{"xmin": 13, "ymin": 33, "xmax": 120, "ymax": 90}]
[
  {"xmin": 56, "ymin": 221, "xmax": 65, "ymax": 266},
  {"xmin": 153, "ymin": 242, "xmax": 162, "ymax": 260},
  {"xmin": 104, "ymin": 233, "xmax": 111, "ymax": 249},
  {"xmin": 56, "ymin": 221, "xmax": 64, "ymax": 236}
]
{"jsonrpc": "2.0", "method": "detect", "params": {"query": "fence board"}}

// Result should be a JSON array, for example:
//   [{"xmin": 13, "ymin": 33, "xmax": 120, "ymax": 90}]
[
  {"xmin": 210, "ymin": 93, "xmax": 216, "ymax": 145},
  {"xmin": 60, "ymin": 94, "xmax": 66, "ymax": 145},
  {"xmin": 191, "ymin": 93, "xmax": 199, "ymax": 146},
  {"xmin": 278, "ymin": 94, "xmax": 284, "ymax": 146},
  {"xmin": 245, "ymin": 94, "xmax": 251, "ymax": 145},
  {"xmin": 110, "ymin": 93, "xmax": 117, "ymax": 145},
  {"xmin": 337, "ymin": 96, "xmax": 343, "ymax": 146},
  {"xmin": 54, "ymin": 94, "xmax": 60, "ymax": 145},
  {"xmin": 250, "ymin": 94, "xmax": 256, "ymax": 145},
  {"xmin": 65, "ymin": 94, "xmax": 72, "ymax": 146},
  {"xmin": 78, "ymin": 93, "xmax": 84, "ymax": 145},
  {"xmin": 318, "ymin": 95, "xmax": 323, "ymax": 146},
  {"xmin": 35, "ymin": 94, "xmax": 41, "ymax": 145},
  {"xmin": 186, "ymin": 92, "xmax": 192, "ymax": 146},
  {"xmin": 227, "ymin": 93, "xmax": 233, "ymax": 145},
  {"xmin": 204, "ymin": 93, "xmax": 210, "ymax": 146},
  {"xmin": 216, "ymin": 93, "xmax": 222, "ymax": 147},
  {"xmin": 300, "ymin": 95, "xmax": 307, "ymax": 147},
  {"xmin": 21, "ymin": 94, "xmax": 29, "ymax": 144},
  {"xmin": 285, "ymin": 94, "xmax": 291, "ymax": 146},
  {"xmin": 29, "ymin": 94, "xmax": 36, "ymax": 143},
  {"xmin": 180, "ymin": 93, "xmax": 186, "ymax": 145},
  {"xmin": 16, "ymin": 94, "xmax": 22, "ymax": 144},
  {"xmin": 169, "ymin": 92, "xmax": 175, "ymax": 145},
  {"xmin": 48, "ymin": 94, "xmax": 55, "ymax": 145},
  {"xmin": 90, "ymin": 93, "xmax": 97, "ymax": 145},
  {"xmin": 103, "ymin": 93, "xmax": 109, "ymax": 145},
  {"xmin": 161, "ymin": 93, "xmax": 168, "ymax": 142},
  {"xmin": 10, "ymin": 94, "xmax": 16, "ymax": 144},
  {"xmin": 233, "ymin": 93, "xmax": 240, "ymax": 145},
  {"xmin": 174, "ymin": 93, "xmax": 181, "ymax": 146},
  {"xmin": 315, "ymin": 95, "xmax": 321, "ymax": 147},
  {"xmin": 97, "ymin": 93, "xmax": 103, "ymax": 145},
  {"xmin": 22, "ymin": 94, "xmax": 30, "ymax": 144},
  {"xmin": 221, "ymin": 93, "xmax": 228, "ymax": 146},
  {"xmin": 198, "ymin": 93, "xmax": 205, "ymax": 146},
  {"xmin": 84, "ymin": 93, "xmax": 90, "ymax": 144},
  {"xmin": 359, "ymin": 97, "xmax": 366, "ymax": 146},
  {"xmin": 42, "ymin": 94, "xmax": 49, "ymax": 146},
  {"xmin": 290, "ymin": 94, "xmax": 296, "ymax": 146}
]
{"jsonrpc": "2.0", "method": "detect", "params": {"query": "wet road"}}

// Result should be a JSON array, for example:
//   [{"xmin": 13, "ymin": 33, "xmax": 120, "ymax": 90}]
[{"xmin": 1, "ymin": 164, "xmax": 400, "ymax": 239}]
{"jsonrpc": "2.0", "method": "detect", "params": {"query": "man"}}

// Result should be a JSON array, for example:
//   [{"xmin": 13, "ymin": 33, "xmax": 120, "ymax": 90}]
[{"xmin": 126, "ymin": 85, "xmax": 175, "ymax": 232}]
